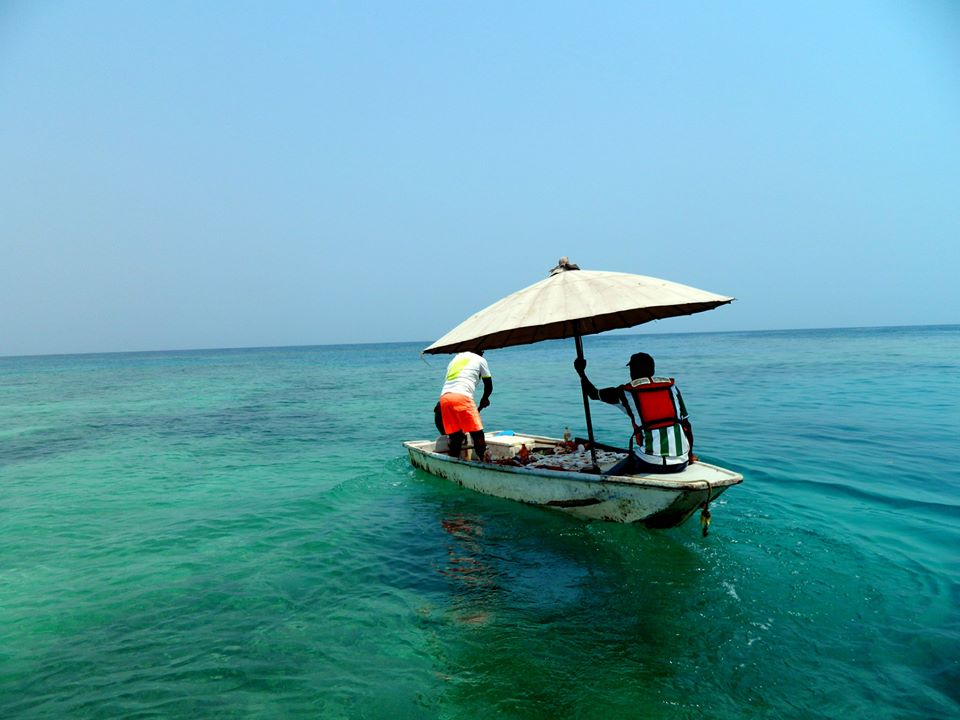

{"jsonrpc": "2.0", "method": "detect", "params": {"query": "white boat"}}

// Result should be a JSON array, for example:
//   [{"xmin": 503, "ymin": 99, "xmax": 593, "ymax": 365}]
[
  {"xmin": 407, "ymin": 259, "xmax": 742, "ymax": 529},
  {"xmin": 405, "ymin": 431, "xmax": 742, "ymax": 527}
]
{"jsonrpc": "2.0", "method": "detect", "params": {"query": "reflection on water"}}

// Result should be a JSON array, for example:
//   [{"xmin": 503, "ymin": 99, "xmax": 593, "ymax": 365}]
[
  {"xmin": 439, "ymin": 514, "xmax": 500, "ymax": 625},
  {"xmin": 421, "ymin": 499, "xmax": 717, "ymax": 718}
]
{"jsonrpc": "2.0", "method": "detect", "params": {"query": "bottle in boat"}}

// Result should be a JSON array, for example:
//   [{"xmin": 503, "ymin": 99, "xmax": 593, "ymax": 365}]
[{"xmin": 518, "ymin": 443, "xmax": 530, "ymax": 464}]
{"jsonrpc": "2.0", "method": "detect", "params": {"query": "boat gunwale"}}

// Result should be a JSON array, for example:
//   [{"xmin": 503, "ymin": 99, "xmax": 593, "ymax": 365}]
[{"xmin": 403, "ymin": 439, "xmax": 743, "ymax": 491}]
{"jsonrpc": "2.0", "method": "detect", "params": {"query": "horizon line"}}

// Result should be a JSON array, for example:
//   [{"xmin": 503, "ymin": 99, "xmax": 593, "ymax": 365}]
[{"xmin": 2, "ymin": 322, "xmax": 957, "ymax": 361}]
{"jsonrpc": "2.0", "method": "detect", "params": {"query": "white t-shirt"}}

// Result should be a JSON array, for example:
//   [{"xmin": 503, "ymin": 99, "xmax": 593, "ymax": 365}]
[{"xmin": 440, "ymin": 352, "xmax": 491, "ymax": 398}]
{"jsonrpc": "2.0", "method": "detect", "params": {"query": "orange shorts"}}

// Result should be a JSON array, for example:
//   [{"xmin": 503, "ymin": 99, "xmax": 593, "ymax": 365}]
[{"xmin": 439, "ymin": 393, "xmax": 483, "ymax": 434}]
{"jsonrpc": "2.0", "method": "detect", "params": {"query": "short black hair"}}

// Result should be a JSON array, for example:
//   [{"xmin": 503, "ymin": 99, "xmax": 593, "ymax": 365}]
[{"xmin": 627, "ymin": 352, "xmax": 655, "ymax": 378}]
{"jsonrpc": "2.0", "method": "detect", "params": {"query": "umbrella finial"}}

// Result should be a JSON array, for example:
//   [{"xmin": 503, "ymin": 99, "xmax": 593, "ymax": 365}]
[{"xmin": 549, "ymin": 257, "xmax": 581, "ymax": 276}]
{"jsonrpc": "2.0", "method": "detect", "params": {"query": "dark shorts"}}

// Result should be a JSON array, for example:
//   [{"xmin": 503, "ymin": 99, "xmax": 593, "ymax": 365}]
[{"xmin": 632, "ymin": 455, "xmax": 688, "ymax": 474}]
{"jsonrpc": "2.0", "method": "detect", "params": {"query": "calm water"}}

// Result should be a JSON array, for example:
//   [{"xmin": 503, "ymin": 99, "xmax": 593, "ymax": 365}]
[{"xmin": 1, "ymin": 326, "xmax": 958, "ymax": 719}]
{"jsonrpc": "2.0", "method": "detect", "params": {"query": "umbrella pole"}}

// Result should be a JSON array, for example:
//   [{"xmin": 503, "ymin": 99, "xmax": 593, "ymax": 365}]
[{"xmin": 574, "ymin": 332, "xmax": 600, "ymax": 472}]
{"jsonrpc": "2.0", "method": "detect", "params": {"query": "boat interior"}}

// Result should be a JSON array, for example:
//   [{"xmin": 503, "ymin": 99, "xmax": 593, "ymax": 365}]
[{"xmin": 432, "ymin": 430, "xmax": 633, "ymax": 474}]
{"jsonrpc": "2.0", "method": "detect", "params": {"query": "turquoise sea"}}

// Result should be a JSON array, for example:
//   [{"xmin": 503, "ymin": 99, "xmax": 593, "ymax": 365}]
[{"xmin": 1, "ymin": 325, "xmax": 958, "ymax": 719}]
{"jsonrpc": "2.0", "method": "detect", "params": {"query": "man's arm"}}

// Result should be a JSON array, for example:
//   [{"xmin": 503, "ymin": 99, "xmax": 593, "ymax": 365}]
[
  {"xmin": 573, "ymin": 358, "xmax": 599, "ymax": 400},
  {"xmin": 675, "ymin": 386, "xmax": 696, "ymax": 461},
  {"xmin": 573, "ymin": 359, "xmax": 621, "ymax": 405},
  {"xmin": 681, "ymin": 418, "xmax": 697, "ymax": 462},
  {"xmin": 477, "ymin": 377, "xmax": 493, "ymax": 411}
]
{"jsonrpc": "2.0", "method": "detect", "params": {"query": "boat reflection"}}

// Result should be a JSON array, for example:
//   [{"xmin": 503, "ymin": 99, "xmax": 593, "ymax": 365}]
[{"xmin": 438, "ymin": 514, "xmax": 501, "ymax": 625}]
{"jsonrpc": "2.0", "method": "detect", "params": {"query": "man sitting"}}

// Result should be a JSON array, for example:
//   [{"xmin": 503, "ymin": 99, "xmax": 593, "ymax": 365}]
[{"xmin": 574, "ymin": 352, "xmax": 695, "ymax": 473}]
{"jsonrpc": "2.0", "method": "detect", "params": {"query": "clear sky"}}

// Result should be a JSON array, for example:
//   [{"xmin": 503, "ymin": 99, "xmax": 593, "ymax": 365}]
[{"xmin": 2, "ymin": 1, "xmax": 958, "ymax": 356}]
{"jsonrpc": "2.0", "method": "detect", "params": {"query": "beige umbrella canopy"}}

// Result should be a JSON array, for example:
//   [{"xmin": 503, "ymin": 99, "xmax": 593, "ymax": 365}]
[{"xmin": 424, "ymin": 260, "xmax": 734, "ymax": 355}]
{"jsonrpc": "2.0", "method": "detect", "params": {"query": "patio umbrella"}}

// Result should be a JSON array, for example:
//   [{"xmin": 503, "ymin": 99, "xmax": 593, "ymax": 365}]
[
  {"xmin": 424, "ymin": 259, "xmax": 733, "ymax": 355},
  {"xmin": 424, "ymin": 259, "xmax": 734, "ymax": 467}
]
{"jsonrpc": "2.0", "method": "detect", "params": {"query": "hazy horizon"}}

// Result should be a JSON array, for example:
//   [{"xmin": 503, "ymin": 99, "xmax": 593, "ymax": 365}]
[{"xmin": 3, "ymin": 321, "xmax": 955, "ymax": 360}]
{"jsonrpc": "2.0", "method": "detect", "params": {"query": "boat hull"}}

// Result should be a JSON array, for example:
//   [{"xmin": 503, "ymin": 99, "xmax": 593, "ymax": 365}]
[{"xmin": 404, "ymin": 436, "xmax": 742, "ymax": 527}]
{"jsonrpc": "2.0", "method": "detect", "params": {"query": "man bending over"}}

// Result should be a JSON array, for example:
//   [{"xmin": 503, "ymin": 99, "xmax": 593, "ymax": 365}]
[{"xmin": 438, "ymin": 350, "xmax": 493, "ymax": 461}]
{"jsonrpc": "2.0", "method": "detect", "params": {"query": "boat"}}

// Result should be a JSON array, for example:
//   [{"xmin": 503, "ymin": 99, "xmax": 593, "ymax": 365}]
[
  {"xmin": 405, "ymin": 431, "xmax": 742, "ymax": 527},
  {"xmin": 405, "ymin": 258, "xmax": 742, "ymax": 529}
]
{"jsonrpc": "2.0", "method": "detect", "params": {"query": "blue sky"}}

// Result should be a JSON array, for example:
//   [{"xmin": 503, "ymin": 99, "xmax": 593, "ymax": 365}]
[{"xmin": 2, "ymin": 1, "xmax": 958, "ymax": 356}]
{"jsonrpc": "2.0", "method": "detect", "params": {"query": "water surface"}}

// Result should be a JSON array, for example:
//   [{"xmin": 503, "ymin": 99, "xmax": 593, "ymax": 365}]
[{"xmin": 2, "ymin": 326, "xmax": 958, "ymax": 718}]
